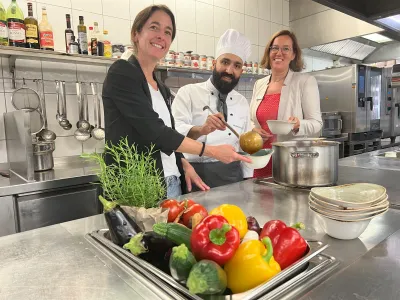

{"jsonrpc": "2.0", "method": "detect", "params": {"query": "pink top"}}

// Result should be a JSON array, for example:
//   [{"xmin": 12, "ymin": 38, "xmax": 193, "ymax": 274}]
[{"xmin": 253, "ymin": 93, "xmax": 281, "ymax": 178}]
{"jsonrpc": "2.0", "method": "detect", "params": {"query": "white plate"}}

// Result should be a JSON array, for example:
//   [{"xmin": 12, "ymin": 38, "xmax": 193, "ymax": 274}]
[
  {"xmin": 266, "ymin": 120, "xmax": 296, "ymax": 135},
  {"xmin": 310, "ymin": 183, "xmax": 387, "ymax": 208},
  {"xmin": 238, "ymin": 149, "xmax": 274, "ymax": 169},
  {"xmin": 310, "ymin": 205, "xmax": 388, "ymax": 222},
  {"xmin": 309, "ymin": 193, "xmax": 389, "ymax": 212},
  {"xmin": 309, "ymin": 201, "xmax": 388, "ymax": 221}
]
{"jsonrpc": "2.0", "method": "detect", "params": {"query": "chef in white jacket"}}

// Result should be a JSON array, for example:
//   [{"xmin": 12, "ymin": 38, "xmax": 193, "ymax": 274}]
[{"xmin": 172, "ymin": 29, "xmax": 253, "ymax": 188}]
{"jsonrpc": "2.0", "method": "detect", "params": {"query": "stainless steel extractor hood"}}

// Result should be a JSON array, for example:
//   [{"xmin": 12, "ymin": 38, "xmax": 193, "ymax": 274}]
[{"xmin": 313, "ymin": 0, "xmax": 400, "ymax": 40}]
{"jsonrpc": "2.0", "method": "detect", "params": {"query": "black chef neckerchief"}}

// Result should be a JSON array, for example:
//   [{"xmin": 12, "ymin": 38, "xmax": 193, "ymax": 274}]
[{"xmin": 218, "ymin": 93, "xmax": 228, "ymax": 122}]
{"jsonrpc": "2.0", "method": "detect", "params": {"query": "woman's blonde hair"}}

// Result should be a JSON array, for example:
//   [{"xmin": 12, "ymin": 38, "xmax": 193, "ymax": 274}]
[{"xmin": 260, "ymin": 30, "xmax": 304, "ymax": 72}]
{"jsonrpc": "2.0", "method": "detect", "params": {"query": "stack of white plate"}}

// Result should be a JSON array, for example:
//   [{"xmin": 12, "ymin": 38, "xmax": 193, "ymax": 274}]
[{"xmin": 309, "ymin": 183, "xmax": 389, "ymax": 240}]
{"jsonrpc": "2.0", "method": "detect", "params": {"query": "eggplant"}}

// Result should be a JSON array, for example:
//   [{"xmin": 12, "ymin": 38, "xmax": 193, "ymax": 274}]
[
  {"xmin": 247, "ymin": 216, "xmax": 261, "ymax": 234},
  {"xmin": 123, "ymin": 231, "xmax": 176, "ymax": 274},
  {"xmin": 99, "ymin": 195, "xmax": 142, "ymax": 246}
]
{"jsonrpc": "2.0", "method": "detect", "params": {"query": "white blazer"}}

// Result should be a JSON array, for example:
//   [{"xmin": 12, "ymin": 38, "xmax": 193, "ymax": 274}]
[{"xmin": 250, "ymin": 69, "xmax": 323, "ymax": 141}]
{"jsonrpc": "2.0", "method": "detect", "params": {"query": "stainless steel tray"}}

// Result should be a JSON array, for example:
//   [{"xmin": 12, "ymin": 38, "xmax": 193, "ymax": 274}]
[{"xmin": 85, "ymin": 229, "xmax": 339, "ymax": 300}]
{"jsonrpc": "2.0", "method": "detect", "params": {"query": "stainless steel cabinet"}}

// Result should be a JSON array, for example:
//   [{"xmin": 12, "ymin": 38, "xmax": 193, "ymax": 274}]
[
  {"xmin": 15, "ymin": 184, "xmax": 100, "ymax": 232},
  {"xmin": 0, "ymin": 195, "xmax": 17, "ymax": 236}
]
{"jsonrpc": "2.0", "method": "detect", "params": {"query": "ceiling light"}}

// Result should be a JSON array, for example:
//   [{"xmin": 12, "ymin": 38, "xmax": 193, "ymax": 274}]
[
  {"xmin": 362, "ymin": 33, "xmax": 393, "ymax": 43},
  {"xmin": 376, "ymin": 14, "xmax": 400, "ymax": 32}
]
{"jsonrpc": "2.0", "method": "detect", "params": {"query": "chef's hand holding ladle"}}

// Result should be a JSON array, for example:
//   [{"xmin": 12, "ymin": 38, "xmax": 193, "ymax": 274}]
[{"xmin": 203, "ymin": 106, "xmax": 263, "ymax": 155}]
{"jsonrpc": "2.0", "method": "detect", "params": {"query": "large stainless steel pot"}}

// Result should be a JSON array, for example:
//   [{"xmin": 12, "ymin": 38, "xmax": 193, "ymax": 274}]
[{"xmin": 272, "ymin": 140, "xmax": 339, "ymax": 187}]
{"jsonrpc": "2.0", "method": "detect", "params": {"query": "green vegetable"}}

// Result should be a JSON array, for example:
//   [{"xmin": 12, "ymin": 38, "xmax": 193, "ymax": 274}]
[
  {"xmin": 186, "ymin": 260, "xmax": 227, "ymax": 295},
  {"xmin": 82, "ymin": 137, "xmax": 165, "ymax": 208},
  {"xmin": 153, "ymin": 222, "xmax": 192, "ymax": 250},
  {"xmin": 169, "ymin": 244, "xmax": 196, "ymax": 284}
]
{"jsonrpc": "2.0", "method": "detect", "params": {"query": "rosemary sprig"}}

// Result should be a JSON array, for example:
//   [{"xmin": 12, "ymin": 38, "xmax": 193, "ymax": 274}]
[{"xmin": 82, "ymin": 137, "xmax": 166, "ymax": 208}]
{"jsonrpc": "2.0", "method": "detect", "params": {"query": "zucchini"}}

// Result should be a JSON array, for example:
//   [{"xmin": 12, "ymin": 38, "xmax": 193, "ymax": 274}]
[
  {"xmin": 186, "ymin": 260, "xmax": 227, "ymax": 295},
  {"xmin": 153, "ymin": 222, "xmax": 192, "ymax": 250},
  {"xmin": 169, "ymin": 244, "xmax": 196, "ymax": 284}
]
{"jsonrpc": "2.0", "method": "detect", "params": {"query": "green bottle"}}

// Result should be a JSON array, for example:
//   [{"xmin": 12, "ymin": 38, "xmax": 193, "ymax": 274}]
[
  {"xmin": 0, "ymin": 1, "xmax": 8, "ymax": 46},
  {"xmin": 7, "ymin": 0, "xmax": 25, "ymax": 47}
]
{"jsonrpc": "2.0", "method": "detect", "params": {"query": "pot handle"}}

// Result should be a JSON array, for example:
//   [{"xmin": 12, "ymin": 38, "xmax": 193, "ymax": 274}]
[{"xmin": 291, "ymin": 151, "xmax": 319, "ymax": 158}]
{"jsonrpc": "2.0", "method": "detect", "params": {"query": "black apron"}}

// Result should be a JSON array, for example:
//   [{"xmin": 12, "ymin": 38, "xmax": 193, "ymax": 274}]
[{"xmin": 190, "ymin": 161, "xmax": 243, "ymax": 190}]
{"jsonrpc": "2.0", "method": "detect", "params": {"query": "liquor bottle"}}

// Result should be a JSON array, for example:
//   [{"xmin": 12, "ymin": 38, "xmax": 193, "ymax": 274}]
[
  {"xmin": 24, "ymin": 2, "xmax": 39, "ymax": 49},
  {"xmin": 77, "ymin": 16, "xmax": 88, "ymax": 54},
  {"xmin": 103, "ymin": 30, "xmax": 112, "ymax": 58},
  {"xmin": 68, "ymin": 35, "xmax": 79, "ymax": 54},
  {"xmin": 64, "ymin": 14, "xmax": 74, "ymax": 53},
  {"xmin": 39, "ymin": 7, "xmax": 54, "ymax": 51},
  {"xmin": 90, "ymin": 22, "xmax": 99, "ymax": 56},
  {"xmin": 0, "ymin": 1, "xmax": 8, "ymax": 46},
  {"xmin": 6, "ymin": 0, "xmax": 25, "ymax": 47}
]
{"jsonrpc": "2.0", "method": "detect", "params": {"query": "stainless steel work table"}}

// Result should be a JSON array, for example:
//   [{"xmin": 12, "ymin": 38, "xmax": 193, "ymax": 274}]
[{"xmin": 1, "ymin": 168, "xmax": 400, "ymax": 300}]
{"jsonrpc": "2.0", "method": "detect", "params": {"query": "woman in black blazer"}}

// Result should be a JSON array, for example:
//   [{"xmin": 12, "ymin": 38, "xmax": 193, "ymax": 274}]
[{"xmin": 102, "ymin": 5, "xmax": 250, "ymax": 197}]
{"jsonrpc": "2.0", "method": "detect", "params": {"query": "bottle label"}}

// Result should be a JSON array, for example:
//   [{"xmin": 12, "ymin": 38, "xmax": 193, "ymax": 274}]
[
  {"xmin": 65, "ymin": 32, "xmax": 73, "ymax": 52},
  {"xmin": 40, "ymin": 31, "xmax": 54, "ymax": 48},
  {"xmin": 26, "ymin": 24, "xmax": 38, "ymax": 38},
  {"xmin": 8, "ymin": 21, "xmax": 25, "ymax": 42},
  {"xmin": 69, "ymin": 44, "xmax": 79, "ymax": 54},
  {"xmin": 91, "ymin": 38, "xmax": 97, "ymax": 55},
  {"xmin": 78, "ymin": 32, "xmax": 88, "ymax": 51},
  {"xmin": 0, "ymin": 21, "xmax": 8, "ymax": 39}
]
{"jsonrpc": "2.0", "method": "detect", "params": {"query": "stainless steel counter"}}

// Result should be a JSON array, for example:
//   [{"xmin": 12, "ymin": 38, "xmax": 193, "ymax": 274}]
[
  {"xmin": 1, "ymin": 169, "xmax": 400, "ymax": 300},
  {"xmin": 0, "ymin": 156, "xmax": 99, "ymax": 196},
  {"xmin": 339, "ymin": 146, "xmax": 400, "ymax": 171}
]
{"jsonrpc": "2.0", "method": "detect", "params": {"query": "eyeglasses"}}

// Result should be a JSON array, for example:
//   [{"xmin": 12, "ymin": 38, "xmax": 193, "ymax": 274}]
[{"xmin": 270, "ymin": 46, "xmax": 292, "ymax": 54}]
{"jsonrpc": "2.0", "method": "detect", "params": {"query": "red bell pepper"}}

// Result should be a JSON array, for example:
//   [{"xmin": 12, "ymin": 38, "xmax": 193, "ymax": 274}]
[
  {"xmin": 260, "ymin": 220, "xmax": 307, "ymax": 269},
  {"xmin": 190, "ymin": 215, "xmax": 240, "ymax": 266}
]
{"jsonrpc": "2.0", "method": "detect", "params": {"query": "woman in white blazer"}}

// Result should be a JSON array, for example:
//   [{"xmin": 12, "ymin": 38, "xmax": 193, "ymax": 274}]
[{"xmin": 249, "ymin": 30, "xmax": 322, "ymax": 178}]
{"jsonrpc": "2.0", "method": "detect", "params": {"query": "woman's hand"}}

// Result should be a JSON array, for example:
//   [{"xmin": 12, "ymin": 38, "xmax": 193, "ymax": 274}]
[
  {"xmin": 288, "ymin": 116, "xmax": 300, "ymax": 131},
  {"xmin": 182, "ymin": 159, "xmax": 210, "ymax": 192},
  {"xmin": 205, "ymin": 144, "xmax": 252, "ymax": 164},
  {"xmin": 252, "ymin": 127, "xmax": 273, "ymax": 142}
]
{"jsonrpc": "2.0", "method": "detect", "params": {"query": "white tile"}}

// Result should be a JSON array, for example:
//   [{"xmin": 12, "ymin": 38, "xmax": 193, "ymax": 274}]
[
  {"xmin": 176, "ymin": 0, "xmax": 196, "ymax": 33},
  {"xmin": 77, "ymin": 65, "xmax": 107, "ymax": 83},
  {"xmin": 270, "ymin": 22, "xmax": 282, "ymax": 36},
  {"xmin": 258, "ymin": 0, "xmax": 270, "ymax": 21},
  {"xmin": 258, "ymin": 45, "xmax": 266, "ymax": 62},
  {"xmin": 71, "ymin": 0, "xmax": 102, "ymax": 14},
  {"xmin": 197, "ymin": 0, "xmax": 213, "ymax": 4},
  {"xmin": 130, "ymin": 0, "xmax": 154, "ymax": 20},
  {"xmin": 214, "ymin": 7, "xmax": 230, "ymax": 38},
  {"xmin": 53, "ymin": 136, "xmax": 83, "ymax": 157},
  {"xmin": 170, "ymin": 35, "xmax": 178, "ymax": 52},
  {"xmin": 103, "ymin": 0, "xmax": 130, "ymax": 19},
  {"xmin": 2, "ymin": 58, "xmax": 12, "ymax": 79},
  {"xmin": 196, "ymin": 34, "xmax": 215, "ymax": 56},
  {"xmin": 282, "ymin": 0, "xmax": 289, "ymax": 26},
  {"xmin": 103, "ymin": 16, "xmax": 131, "ymax": 45},
  {"xmin": 249, "ymin": 44, "xmax": 258, "ymax": 62},
  {"xmin": 245, "ymin": 0, "xmax": 258, "ymax": 17},
  {"xmin": 258, "ymin": 19, "xmax": 270, "ymax": 47},
  {"xmin": 15, "ymin": 59, "xmax": 42, "ymax": 80},
  {"xmin": 71, "ymin": 10, "xmax": 103, "ymax": 38},
  {"xmin": 0, "ymin": 94, "xmax": 5, "ymax": 140},
  {"xmin": 230, "ymin": 0, "xmax": 244, "ymax": 13},
  {"xmin": 37, "ymin": 0, "xmax": 71, "ymax": 8},
  {"xmin": 214, "ymin": 0, "xmax": 229, "ymax": 8},
  {"xmin": 283, "ymin": 25, "xmax": 290, "ymax": 31},
  {"xmin": 82, "ymin": 138, "xmax": 105, "ymax": 154},
  {"xmin": 245, "ymin": 15, "xmax": 258, "ymax": 45},
  {"xmin": 0, "ymin": 140, "xmax": 7, "ymax": 164},
  {"xmin": 154, "ymin": 0, "xmax": 176, "ymax": 15},
  {"xmin": 196, "ymin": 2, "xmax": 213, "ymax": 36},
  {"xmin": 43, "ymin": 81, "xmax": 77, "ymax": 95},
  {"xmin": 177, "ymin": 31, "xmax": 196, "ymax": 53},
  {"xmin": 230, "ymin": 11, "xmax": 244, "ymax": 34},
  {"xmin": 42, "ymin": 61, "xmax": 77, "ymax": 81},
  {"xmin": 271, "ymin": 0, "xmax": 282, "ymax": 24},
  {"xmin": 37, "ymin": 5, "xmax": 73, "ymax": 52}
]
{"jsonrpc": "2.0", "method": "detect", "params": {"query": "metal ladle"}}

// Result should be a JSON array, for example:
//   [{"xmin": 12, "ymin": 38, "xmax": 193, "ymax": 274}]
[
  {"xmin": 74, "ymin": 82, "xmax": 91, "ymax": 142},
  {"xmin": 56, "ymin": 80, "xmax": 72, "ymax": 130},
  {"xmin": 203, "ymin": 105, "xmax": 263, "ymax": 154},
  {"xmin": 90, "ymin": 82, "xmax": 105, "ymax": 140},
  {"xmin": 35, "ymin": 80, "xmax": 56, "ymax": 141}
]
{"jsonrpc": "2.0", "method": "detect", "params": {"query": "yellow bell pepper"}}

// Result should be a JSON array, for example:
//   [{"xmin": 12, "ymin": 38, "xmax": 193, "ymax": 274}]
[
  {"xmin": 224, "ymin": 237, "xmax": 281, "ymax": 294},
  {"xmin": 209, "ymin": 204, "xmax": 248, "ymax": 238}
]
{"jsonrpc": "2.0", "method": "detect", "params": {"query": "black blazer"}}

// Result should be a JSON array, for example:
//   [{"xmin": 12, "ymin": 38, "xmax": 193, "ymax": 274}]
[{"xmin": 102, "ymin": 55, "xmax": 186, "ymax": 194}]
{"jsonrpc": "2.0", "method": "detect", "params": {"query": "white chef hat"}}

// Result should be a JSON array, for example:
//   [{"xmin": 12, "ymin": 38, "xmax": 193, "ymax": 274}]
[{"xmin": 215, "ymin": 29, "xmax": 251, "ymax": 63}]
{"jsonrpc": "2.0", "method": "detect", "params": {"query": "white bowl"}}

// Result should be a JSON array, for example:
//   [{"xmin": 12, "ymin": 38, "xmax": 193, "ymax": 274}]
[
  {"xmin": 309, "ymin": 203, "xmax": 388, "ymax": 221},
  {"xmin": 309, "ymin": 193, "xmax": 389, "ymax": 212},
  {"xmin": 238, "ymin": 149, "xmax": 274, "ymax": 169},
  {"xmin": 310, "ymin": 183, "xmax": 387, "ymax": 208},
  {"xmin": 266, "ymin": 120, "xmax": 296, "ymax": 135},
  {"xmin": 312, "ymin": 210, "xmax": 371, "ymax": 240}
]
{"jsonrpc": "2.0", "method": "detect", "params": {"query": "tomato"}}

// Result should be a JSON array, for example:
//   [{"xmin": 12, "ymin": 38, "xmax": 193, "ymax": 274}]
[
  {"xmin": 160, "ymin": 199, "xmax": 184, "ymax": 222},
  {"xmin": 182, "ymin": 203, "xmax": 208, "ymax": 229}
]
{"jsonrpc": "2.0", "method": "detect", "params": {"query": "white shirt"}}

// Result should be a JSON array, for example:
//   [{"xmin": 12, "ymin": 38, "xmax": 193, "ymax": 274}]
[
  {"xmin": 172, "ymin": 78, "xmax": 253, "ymax": 177},
  {"xmin": 148, "ymin": 84, "xmax": 181, "ymax": 178}
]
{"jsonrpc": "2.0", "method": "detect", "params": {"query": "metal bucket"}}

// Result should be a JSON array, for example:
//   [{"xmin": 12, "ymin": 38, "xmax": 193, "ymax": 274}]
[{"xmin": 32, "ymin": 141, "xmax": 55, "ymax": 172}]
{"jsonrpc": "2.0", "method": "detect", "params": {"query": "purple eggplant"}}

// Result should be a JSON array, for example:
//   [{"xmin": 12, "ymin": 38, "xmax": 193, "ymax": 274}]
[
  {"xmin": 247, "ymin": 216, "xmax": 261, "ymax": 234},
  {"xmin": 99, "ymin": 195, "xmax": 142, "ymax": 246}
]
